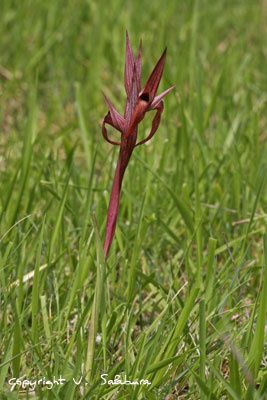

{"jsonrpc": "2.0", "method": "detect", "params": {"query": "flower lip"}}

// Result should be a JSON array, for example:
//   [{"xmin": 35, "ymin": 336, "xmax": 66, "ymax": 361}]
[{"xmin": 139, "ymin": 92, "xmax": 150, "ymax": 102}]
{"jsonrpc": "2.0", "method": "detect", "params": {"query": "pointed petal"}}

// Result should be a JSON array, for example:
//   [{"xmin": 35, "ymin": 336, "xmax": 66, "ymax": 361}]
[
  {"xmin": 124, "ymin": 63, "xmax": 139, "ymax": 124},
  {"xmin": 135, "ymin": 101, "xmax": 164, "ymax": 147},
  {"xmin": 102, "ymin": 112, "xmax": 122, "ymax": 146},
  {"xmin": 150, "ymin": 85, "xmax": 175, "ymax": 109},
  {"xmin": 135, "ymin": 38, "xmax": 142, "ymax": 92},
  {"xmin": 124, "ymin": 31, "xmax": 135, "ymax": 97},
  {"xmin": 103, "ymin": 93, "xmax": 125, "ymax": 132},
  {"xmin": 142, "ymin": 48, "xmax": 167, "ymax": 100}
]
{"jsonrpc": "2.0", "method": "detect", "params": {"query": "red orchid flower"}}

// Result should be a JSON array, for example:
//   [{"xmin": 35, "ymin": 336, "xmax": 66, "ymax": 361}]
[{"xmin": 102, "ymin": 32, "xmax": 175, "ymax": 258}]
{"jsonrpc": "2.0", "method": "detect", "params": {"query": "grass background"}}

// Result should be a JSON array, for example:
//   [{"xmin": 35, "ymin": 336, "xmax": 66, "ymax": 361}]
[{"xmin": 0, "ymin": 0, "xmax": 267, "ymax": 398}]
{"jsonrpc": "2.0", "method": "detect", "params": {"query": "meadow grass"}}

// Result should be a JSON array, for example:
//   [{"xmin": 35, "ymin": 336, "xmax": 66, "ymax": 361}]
[{"xmin": 0, "ymin": 0, "xmax": 267, "ymax": 398}]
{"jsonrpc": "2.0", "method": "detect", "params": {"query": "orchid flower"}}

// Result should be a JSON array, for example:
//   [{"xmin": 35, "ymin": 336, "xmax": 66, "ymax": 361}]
[{"xmin": 102, "ymin": 32, "xmax": 175, "ymax": 258}]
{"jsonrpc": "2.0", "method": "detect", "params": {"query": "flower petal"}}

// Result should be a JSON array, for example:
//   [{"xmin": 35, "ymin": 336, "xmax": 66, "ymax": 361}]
[
  {"xmin": 150, "ymin": 85, "xmax": 175, "ymax": 109},
  {"xmin": 135, "ymin": 101, "xmax": 164, "ymax": 147},
  {"xmin": 103, "ymin": 93, "xmax": 125, "ymax": 132},
  {"xmin": 124, "ymin": 63, "xmax": 139, "ymax": 124},
  {"xmin": 142, "ymin": 48, "xmax": 167, "ymax": 101},
  {"xmin": 124, "ymin": 31, "xmax": 135, "ymax": 97},
  {"xmin": 102, "ymin": 112, "xmax": 122, "ymax": 146},
  {"xmin": 135, "ymin": 39, "xmax": 142, "ymax": 93}
]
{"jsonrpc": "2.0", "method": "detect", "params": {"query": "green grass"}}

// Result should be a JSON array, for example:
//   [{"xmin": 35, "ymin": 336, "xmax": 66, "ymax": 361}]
[{"xmin": 0, "ymin": 0, "xmax": 267, "ymax": 398}]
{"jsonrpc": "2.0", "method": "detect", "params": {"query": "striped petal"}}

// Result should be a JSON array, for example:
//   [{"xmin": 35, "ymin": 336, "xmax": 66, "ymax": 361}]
[
  {"xmin": 124, "ymin": 63, "xmax": 139, "ymax": 124},
  {"xmin": 124, "ymin": 31, "xmax": 135, "ymax": 97},
  {"xmin": 135, "ymin": 39, "xmax": 142, "ymax": 93}
]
